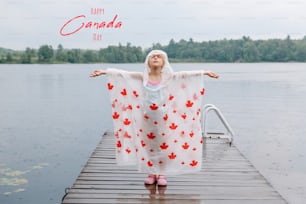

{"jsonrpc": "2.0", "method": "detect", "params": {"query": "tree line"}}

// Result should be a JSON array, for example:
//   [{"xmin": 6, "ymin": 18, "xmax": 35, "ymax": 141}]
[{"xmin": 1, "ymin": 35, "xmax": 306, "ymax": 64}]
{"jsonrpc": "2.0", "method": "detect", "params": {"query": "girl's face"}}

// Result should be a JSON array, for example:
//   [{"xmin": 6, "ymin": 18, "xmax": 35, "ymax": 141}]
[{"xmin": 148, "ymin": 54, "xmax": 165, "ymax": 70}]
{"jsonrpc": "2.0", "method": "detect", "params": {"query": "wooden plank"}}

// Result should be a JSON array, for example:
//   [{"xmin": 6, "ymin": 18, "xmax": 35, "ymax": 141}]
[{"xmin": 61, "ymin": 132, "xmax": 288, "ymax": 204}]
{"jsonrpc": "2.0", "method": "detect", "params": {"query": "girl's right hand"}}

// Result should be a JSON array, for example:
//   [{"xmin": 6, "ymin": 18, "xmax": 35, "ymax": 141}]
[{"xmin": 90, "ymin": 70, "xmax": 106, "ymax": 77}]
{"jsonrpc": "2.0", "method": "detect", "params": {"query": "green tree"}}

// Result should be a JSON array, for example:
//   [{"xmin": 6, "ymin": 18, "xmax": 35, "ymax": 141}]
[
  {"xmin": 55, "ymin": 44, "xmax": 68, "ymax": 62},
  {"xmin": 38, "ymin": 45, "xmax": 54, "ymax": 62}
]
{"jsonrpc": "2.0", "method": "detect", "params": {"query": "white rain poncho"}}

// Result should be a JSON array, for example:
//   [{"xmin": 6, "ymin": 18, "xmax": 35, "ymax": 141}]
[{"xmin": 106, "ymin": 50, "xmax": 205, "ymax": 175}]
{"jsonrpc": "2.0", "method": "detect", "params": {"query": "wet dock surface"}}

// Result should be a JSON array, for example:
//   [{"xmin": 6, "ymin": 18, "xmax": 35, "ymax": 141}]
[{"xmin": 61, "ymin": 132, "xmax": 287, "ymax": 204}]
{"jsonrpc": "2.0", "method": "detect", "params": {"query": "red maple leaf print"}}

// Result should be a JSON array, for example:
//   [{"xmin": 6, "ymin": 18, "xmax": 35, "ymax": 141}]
[
  {"xmin": 141, "ymin": 140, "xmax": 146, "ymax": 147},
  {"xmin": 190, "ymin": 160, "xmax": 198, "ymax": 167},
  {"xmin": 169, "ymin": 123, "xmax": 178, "ymax": 130},
  {"xmin": 200, "ymin": 88, "xmax": 205, "ymax": 95},
  {"xmin": 147, "ymin": 160, "xmax": 153, "ymax": 167},
  {"xmin": 133, "ymin": 90, "xmax": 139, "ymax": 97},
  {"xmin": 189, "ymin": 131, "xmax": 194, "ymax": 138},
  {"xmin": 154, "ymin": 121, "xmax": 158, "ymax": 125},
  {"xmin": 136, "ymin": 105, "xmax": 140, "ymax": 109},
  {"xmin": 163, "ymin": 114, "xmax": 168, "ymax": 121},
  {"xmin": 107, "ymin": 83, "xmax": 114, "ymax": 90},
  {"xmin": 181, "ymin": 161, "xmax": 185, "ymax": 165},
  {"xmin": 150, "ymin": 103, "xmax": 158, "ymax": 110},
  {"xmin": 123, "ymin": 118, "xmax": 131, "ymax": 125},
  {"xmin": 159, "ymin": 161, "xmax": 163, "ymax": 165},
  {"xmin": 181, "ymin": 113, "xmax": 187, "ymax": 119},
  {"xmin": 147, "ymin": 132, "xmax": 156, "ymax": 140},
  {"xmin": 168, "ymin": 94, "xmax": 174, "ymax": 100},
  {"xmin": 193, "ymin": 93, "xmax": 198, "ymax": 100},
  {"xmin": 196, "ymin": 108, "xmax": 201, "ymax": 116},
  {"xmin": 125, "ymin": 148, "xmax": 131, "ymax": 154},
  {"xmin": 116, "ymin": 140, "xmax": 122, "ymax": 148},
  {"xmin": 182, "ymin": 142, "xmax": 189, "ymax": 150},
  {"xmin": 124, "ymin": 132, "xmax": 132, "ymax": 139},
  {"xmin": 186, "ymin": 100, "xmax": 194, "ymax": 108},
  {"xmin": 112, "ymin": 112, "xmax": 120, "ymax": 119},
  {"xmin": 121, "ymin": 88, "xmax": 127, "ymax": 96},
  {"xmin": 127, "ymin": 105, "xmax": 133, "ymax": 110},
  {"xmin": 192, "ymin": 147, "xmax": 197, "ymax": 151},
  {"xmin": 168, "ymin": 152, "xmax": 177, "ymax": 160},
  {"xmin": 112, "ymin": 101, "xmax": 116, "ymax": 108},
  {"xmin": 160, "ymin": 142, "xmax": 169, "ymax": 150},
  {"xmin": 144, "ymin": 114, "xmax": 149, "ymax": 120}
]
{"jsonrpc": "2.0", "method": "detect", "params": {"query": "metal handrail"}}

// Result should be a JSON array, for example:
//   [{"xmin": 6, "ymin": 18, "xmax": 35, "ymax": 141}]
[{"xmin": 202, "ymin": 104, "xmax": 234, "ymax": 146}]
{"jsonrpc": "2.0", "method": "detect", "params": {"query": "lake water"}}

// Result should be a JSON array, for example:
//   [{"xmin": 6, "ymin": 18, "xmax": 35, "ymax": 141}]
[{"xmin": 0, "ymin": 63, "xmax": 306, "ymax": 204}]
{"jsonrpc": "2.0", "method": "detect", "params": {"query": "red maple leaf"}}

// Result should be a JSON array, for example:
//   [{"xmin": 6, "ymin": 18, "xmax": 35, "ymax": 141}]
[
  {"xmin": 160, "ymin": 142, "xmax": 169, "ymax": 150},
  {"xmin": 200, "ymin": 88, "xmax": 205, "ymax": 95},
  {"xmin": 189, "ymin": 131, "xmax": 194, "ymax": 138},
  {"xmin": 116, "ymin": 140, "xmax": 122, "ymax": 148},
  {"xmin": 133, "ymin": 90, "xmax": 139, "ymax": 97},
  {"xmin": 186, "ymin": 100, "xmax": 194, "ymax": 108},
  {"xmin": 168, "ymin": 94, "xmax": 174, "ymax": 100},
  {"xmin": 125, "ymin": 148, "xmax": 131, "ymax": 154},
  {"xmin": 169, "ymin": 123, "xmax": 178, "ymax": 130},
  {"xmin": 107, "ymin": 83, "xmax": 114, "ymax": 90},
  {"xmin": 144, "ymin": 114, "xmax": 149, "ymax": 120},
  {"xmin": 150, "ymin": 103, "xmax": 158, "ymax": 110},
  {"xmin": 141, "ymin": 140, "xmax": 146, "ymax": 147},
  {"xmin": 190, "ymin": 160, "xmax": 198, "ymax": 167},
  {"xmin": 124, "ymin": 132, "xmax": 131, "ymax": 139},
  {"xmin": 147, "ymin": 132, "xmax": 156, "ymax": 140},
  {"xmin": 121, "ymin": 88, "xmax": 127, "ymax": 96},
  {"xmin": 168, "ymin": 152, "xmax": 177, "ymax": 160},
  {"xmin": 182, "ymin": 142, "xmax": 189, "ymax": 150},
  {"xmin": 127, "ymin": 105, "xmax": 133, "ymax": 110},
  {"xmin": 112, "ymin": 112, "xmax": 120, "ymax": 119},
  {"xmin": 147, "ymin": 161, "xmax": 153, "ymax": 167},
  {"xmin": 181, "ymin": 113, "xmax": 187, "ymax": 119},
  {"xmin": 163, "ymin": 114, "xmax": 168, "ymax": 121},
  {"xmin": 123, "ymin": 118, "xmax": 131, "ymax": 125}
]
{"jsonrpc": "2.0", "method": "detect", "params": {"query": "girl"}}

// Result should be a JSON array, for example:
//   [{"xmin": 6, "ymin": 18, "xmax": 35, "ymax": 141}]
[{"xmin": 90, "ymin": 50, "xmax": 219, "ymax": 186}]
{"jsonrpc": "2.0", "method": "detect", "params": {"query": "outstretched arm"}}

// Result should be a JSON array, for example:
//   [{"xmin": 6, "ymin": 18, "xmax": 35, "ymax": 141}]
[
  {"xmin": 204, "ymin": 70, "xmax": 219, "ymax": 79},
  {"xmin": 90, "ymin": 69, "xmax": 106, "ymax": 77},
  {"xmin": 90, "ymin": 69, "xmax": 142, "ymax": 79}
]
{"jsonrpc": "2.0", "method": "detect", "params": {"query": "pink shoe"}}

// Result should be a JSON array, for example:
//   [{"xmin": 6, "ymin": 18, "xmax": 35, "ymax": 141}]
[
  {"xmin": 144, "ymin": 174, "xmax": 157, "ymax": 185},
  {"xmin": 157, "ymin": 175, "xmax": 167, "ymax": 186}
]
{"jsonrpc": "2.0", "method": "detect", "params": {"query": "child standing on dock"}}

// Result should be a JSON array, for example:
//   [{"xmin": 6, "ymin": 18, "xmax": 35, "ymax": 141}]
[{"xmin": 90, "ymin": 50, "xmax": 218, "ymax": 186}]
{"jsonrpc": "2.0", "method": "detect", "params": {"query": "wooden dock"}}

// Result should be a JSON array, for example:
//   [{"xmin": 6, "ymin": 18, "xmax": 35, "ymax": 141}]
[{"xmin": 61, "ymin": 132, "xmax": 287, "ymax": 204}]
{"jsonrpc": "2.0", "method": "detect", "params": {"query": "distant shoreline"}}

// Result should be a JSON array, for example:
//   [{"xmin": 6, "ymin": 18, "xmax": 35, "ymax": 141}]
[{"xmin": 1, "ymin": 36, "xmax": 306, "ymax": 64}]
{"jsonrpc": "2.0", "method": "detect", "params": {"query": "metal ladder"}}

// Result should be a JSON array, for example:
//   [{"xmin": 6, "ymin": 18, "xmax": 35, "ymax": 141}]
[{"xmin": 202, "ymin": 104, "xmax": 234, "ymax": 146}]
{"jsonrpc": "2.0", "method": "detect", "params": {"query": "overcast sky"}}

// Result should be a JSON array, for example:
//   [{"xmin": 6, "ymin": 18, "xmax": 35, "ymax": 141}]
[{"xmin": 1, "ymin": 0, "xmax": 306, "ymax": 50}]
